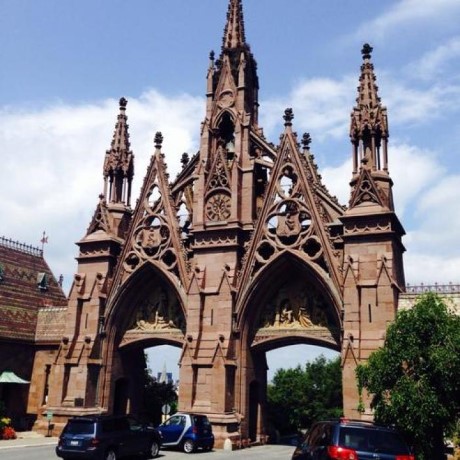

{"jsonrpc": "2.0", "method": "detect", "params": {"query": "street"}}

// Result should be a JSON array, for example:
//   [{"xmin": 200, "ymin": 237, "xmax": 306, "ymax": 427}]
[{"xmin": 0, "ymin": 443, "xmax": 296, "ymax": 460}]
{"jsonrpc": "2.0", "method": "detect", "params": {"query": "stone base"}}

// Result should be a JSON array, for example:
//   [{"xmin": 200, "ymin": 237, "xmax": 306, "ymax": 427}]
[{"xmin": 33, "ymin": 406, "xmax": 105, "ymax": 437}]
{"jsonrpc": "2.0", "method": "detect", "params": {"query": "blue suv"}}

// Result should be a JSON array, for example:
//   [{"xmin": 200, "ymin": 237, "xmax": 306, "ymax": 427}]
[
  {"xmin": 292, "ymin": 418, "xmax": 414, "ymax": 460},
  {"xmin": 157, "ymin": 412, "xmax": 214, "ymax": 453},
  {"xmin": 56, "ymin": 415, "xmax": 162, "ymax": 460}
]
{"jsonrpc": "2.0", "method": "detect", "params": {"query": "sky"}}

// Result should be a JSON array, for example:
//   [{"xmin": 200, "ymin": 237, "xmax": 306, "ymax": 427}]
[{"xmin": 1, "ymin": 0, "xmax": 460, "ymax": 380}]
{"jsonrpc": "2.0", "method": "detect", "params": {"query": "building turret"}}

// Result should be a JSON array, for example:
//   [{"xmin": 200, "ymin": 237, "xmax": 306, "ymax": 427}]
[
  {"xmin": 103, "ymin": 97, "xmax": 134, "ymax": 208},
  {"xmin": 349, "ymin": 44, "xmax": 393, "ymax": 212},
  {"xmin": 341, "ymin": 45, "xmax": 405, "ymax": 418},
  {"xmin": 37, "ymin": 99, "xmax": 136, "ymax": 431}
]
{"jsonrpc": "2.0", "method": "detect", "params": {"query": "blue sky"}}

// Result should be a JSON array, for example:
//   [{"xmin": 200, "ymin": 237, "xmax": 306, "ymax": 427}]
[{"xmin": 1, "ymin": 0, "xmax": 460, "ymax": 379}]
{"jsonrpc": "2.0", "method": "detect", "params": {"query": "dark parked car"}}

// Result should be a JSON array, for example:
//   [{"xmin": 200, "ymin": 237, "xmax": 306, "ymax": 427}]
[
  {"xmin": 292, "ymin": 418, "xmax": 414, "ymax": 460},
  {"xmin": 55, "ymin": 414, "xmax": 162, "ymax": 460},
  {"xmin": 157, "ymin": 412, "xmax": 214, "ymax": 453}
]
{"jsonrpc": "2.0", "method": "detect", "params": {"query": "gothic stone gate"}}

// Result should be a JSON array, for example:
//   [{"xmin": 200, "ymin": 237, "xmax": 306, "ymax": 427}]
[{"xmin": 29, "ymin": 1, "xmax": 405, "ymax": 448}]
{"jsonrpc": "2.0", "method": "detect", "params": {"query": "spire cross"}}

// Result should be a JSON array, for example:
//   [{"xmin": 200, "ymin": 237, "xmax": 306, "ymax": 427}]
[{"xmin": 40, "ymin": 231, "xmax": 48, "ymax": 253}]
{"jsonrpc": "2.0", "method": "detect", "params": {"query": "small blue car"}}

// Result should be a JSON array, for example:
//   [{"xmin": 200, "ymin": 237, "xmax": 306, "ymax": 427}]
[{"xmin": 157, "ymin": 412, "xmax": 214, "ymax": 453}]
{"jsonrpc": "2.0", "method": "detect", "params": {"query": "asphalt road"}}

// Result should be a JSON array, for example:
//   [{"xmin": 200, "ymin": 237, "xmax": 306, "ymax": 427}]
[{"xmin": 1, "ymin": 444, "xmax": 296, "ymax": 460}]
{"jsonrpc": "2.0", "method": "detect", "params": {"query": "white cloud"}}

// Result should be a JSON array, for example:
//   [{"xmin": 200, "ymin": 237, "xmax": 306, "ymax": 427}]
[
  {"xmin": 2, "ymin": 75, "xmax": 459, "ymax": 298},
  {"xmin": 407, "ymin": 36, "xmax": 460, "ymax": 81},
  {"xmin": 321, "ymin": 139, "xmax": 444, "ymax": 218},
  {"xmin": 384, "ymin": 80, "xmax": 445, "ymax": 125},
  {"xmin": 267, "ymin": 345, "xmax": 339, "ymax": 382},
  {"xmin": 318, "ymin": 144, "xmax": 443, "ymax": 221},
  {"xmin": 404, "ymin": 252, "xmax": 460, "ymax": 285},
  {"xmin": 354, "ymin": 0, "xmax": 460, "ymax": 41},
  {"xmin": 321, "ymin": 141, "xmax": 460, "ymax": 284},
  {"xmin": 261, "ymin": 76, "xmax": 355, "ymax": 143},
  {"xmin": 388, "ymin": 143, "xmax": 444, "ymax": 216},
  {"xmin": 0, "ymin": 90, "xmax": 203, "ymax": 293},
  {"xmin": 409, "ymin": 174, "xmax": 460, "ymax": 256}
]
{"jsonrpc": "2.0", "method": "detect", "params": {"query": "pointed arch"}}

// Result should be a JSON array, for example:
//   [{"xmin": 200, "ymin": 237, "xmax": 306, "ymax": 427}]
[
  {"xmin": 237, "ymin": 250, "xmax": 342, "ymax": 353},
  {"xmin": 105, "ymin": 260, "xmax": 187, "ymax": 348}
]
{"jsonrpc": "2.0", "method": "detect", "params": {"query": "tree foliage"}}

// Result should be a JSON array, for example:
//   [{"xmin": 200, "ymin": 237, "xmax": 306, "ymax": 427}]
[
  {"xmin": 356, "ymin": 293, "xmax": 460, "ymax": 460},
  {"xmin": 141, "ymin": 366, "xmax": 178, "ymax": 426},
  {"xmin": 267, "ymin": 355, "xmax": 342, "ymax": 435}
]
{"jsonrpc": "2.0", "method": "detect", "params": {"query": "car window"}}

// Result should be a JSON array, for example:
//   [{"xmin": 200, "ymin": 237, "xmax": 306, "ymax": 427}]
[
  {"xmin": 64, "ymin": 420, "xmax": 95, "ymax": 435},
  {"xmin": 164, "ymin": 415, "xmax": 184, "ymax": 426},
  {"xmin": 127, "ymin": 417, "xmax": 143, "ymax": 431},
  {"xmin": 369, "ymin": 429, "xmax": 410, "ymax": 453},
  {"xmin": 306, "ymin": 423, "xmax": 323, "ymax": 446},
  {"xmin": 339, "ymin": 427, "xmax": 409, "ymax": 453},
  {"xmin": 101, "ymin": 418, "xmax": 129, "ymax": 433},
  {"xmin": 320, "ymin": 424, "xmax": 332, "ymax": 446},
  {"xmin": 192, "ymin": 416, "xmax": 210, "ymax": 427}
]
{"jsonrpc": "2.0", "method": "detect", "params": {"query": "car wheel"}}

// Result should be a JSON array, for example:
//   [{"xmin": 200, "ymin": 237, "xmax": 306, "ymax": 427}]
[
  {"xmin": 183, "ymin": 439, "xmax": 196, "ymax": 453},
  {"xmin": 147, "ymin": 440, "xmax": 160, "ymax": 458},
  {"xmin": 104, "ymin": 449, "xmax": 117, "ymax": 460}
]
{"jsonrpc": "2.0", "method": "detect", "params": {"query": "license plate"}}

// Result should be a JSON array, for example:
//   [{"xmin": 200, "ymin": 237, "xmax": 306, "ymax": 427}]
[{"xmin": 70, "ymin": 440, "xmax": 80, "ymax": 446}]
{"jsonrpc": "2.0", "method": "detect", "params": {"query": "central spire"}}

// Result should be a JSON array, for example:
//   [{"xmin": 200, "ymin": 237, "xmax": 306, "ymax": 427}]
[{"xmin": 222, "ymin": 0, "xmax": 246, "ymax": 50}]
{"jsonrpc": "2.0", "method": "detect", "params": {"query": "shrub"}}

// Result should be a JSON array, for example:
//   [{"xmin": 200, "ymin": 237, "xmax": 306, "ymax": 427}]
[{"xmin": 2, "ymin": 425, "xmax": 17, "ymax": 440}]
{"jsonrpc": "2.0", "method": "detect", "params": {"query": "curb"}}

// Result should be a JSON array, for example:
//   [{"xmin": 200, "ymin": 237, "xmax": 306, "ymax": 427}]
[{"xmin": 0, "ymin": 437, "xmax": 58, "ymax": 450}]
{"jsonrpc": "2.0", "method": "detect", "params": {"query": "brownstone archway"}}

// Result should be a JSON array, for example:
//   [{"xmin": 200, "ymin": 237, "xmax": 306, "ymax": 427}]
[
  {"xmin": 30, "ymin": 2, "xmax": 405, "ymax": 447},
  {"xmin": 235, "ymin": 253, "xmax": 342, "ymax": 441},
  {"xmin": 98, "ymin": 262, "xmax": 186, "ymax": 415}
]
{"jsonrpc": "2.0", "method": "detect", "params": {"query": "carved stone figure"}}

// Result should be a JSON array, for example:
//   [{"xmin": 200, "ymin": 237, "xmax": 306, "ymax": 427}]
[{"xmin": 133, "ymin": 288, "xmax": 183, "ymax": 331}]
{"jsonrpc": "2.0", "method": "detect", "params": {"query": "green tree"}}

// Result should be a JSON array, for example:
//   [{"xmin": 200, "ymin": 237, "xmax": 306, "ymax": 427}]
[
  {"xmin": 356, "ymin": 293, "xmax": 460, "ymax": 460},
  {"xmin": 267, "ymin": 355, "xmax": 342, "ymax": 435}
]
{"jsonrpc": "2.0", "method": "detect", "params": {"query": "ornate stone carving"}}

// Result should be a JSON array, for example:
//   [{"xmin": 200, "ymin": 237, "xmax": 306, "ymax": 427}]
[
  {"xmin": 192, "ymin": 234, "xmax": 238, "ymax": 248},
  {"xmin": 257, "ymin": 280, "xmax": 330, "ymax": 331},
  {"xmin": 128, "ymin": 286, "xmax": 185, "ymax": 332},
  {"xmin": 344, "ymin": 221, "xmax": 391, "ymax": 235},
  {"xmin": 217, "ymin": 89, "xmax": 235, "ymax": 109},
  {"xmin": 122, "ymin": 181, "xmax": 179, "ymax": 274},
  {"xmin": 205, "ymin": 192, "xmax": 232, "ymax": 221}
]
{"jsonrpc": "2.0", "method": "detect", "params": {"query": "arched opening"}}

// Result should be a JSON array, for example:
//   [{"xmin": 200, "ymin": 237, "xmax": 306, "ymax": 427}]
[
  {"xmin": 104, "ymin": 263, "xmax": 186, "ymax": 422},
  {"xmin": 267, "ymin": 344, "xmax": 339, "ymax": 382},
  {"xmin": 238, "ymin": 253, "xmax": 342, "ymax": 442},
  {"xmin": 147, "ymin": 345, "xmax": 180, "ymax": 386}
]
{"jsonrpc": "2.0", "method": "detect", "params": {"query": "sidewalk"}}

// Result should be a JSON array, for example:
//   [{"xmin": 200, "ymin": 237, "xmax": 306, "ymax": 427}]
[{"xmin": 0, "ymin": 431, "xmax": 58, "ymax": 449}]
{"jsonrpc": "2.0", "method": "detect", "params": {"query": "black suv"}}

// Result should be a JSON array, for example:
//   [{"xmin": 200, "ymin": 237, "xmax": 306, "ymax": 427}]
[
  {"xmin": 55, "ymin": 415, "xmax": 162, "ymax": 460},
  {"xmin": 292, "ymin": 418, "xmax": 414, "ymax": 460}
]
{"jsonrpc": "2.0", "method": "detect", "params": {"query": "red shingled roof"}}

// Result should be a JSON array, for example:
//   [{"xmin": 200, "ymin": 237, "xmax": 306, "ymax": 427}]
[{"xmin": 0, "ymin": 238, "xmax": 67, "ymax": 342}]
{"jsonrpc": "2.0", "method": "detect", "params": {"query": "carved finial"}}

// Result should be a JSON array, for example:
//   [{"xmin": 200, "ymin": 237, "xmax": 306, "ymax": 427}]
[
  {"xmin": 361, "ymin": 43, "xmax": 373, "ymax": 60},
  {"xmin": 181, "ymin": 152, "xmax": 190, "ymax": 169},
  {"xmin": 154, "ymin": 132, "xmax": 163, "ymax": 149},
  {"xmin": 209, "ymin": 50, "xmax": 215, "ymax": 61},
  {"xmin": 119, "ymin": 97, "xmax": 128, "ymax": 109},
  {"xmin": 301, "ymin": 133, "xmax": 312, "ymax": 150},
  {"xmin": 283, "ymin": 108, "xmax": 294, "ymax": 126}
]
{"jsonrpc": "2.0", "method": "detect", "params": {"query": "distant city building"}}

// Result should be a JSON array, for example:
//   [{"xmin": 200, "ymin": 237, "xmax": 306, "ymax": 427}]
[{"xmin": 157, "ymin": 372, "xmax": 173, "ymax": 385}]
